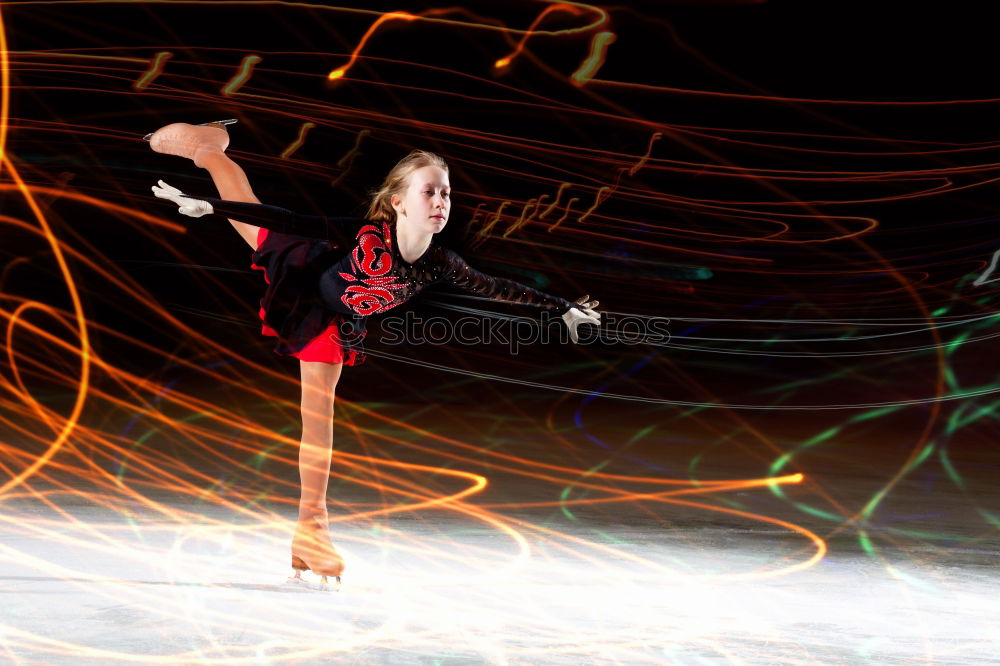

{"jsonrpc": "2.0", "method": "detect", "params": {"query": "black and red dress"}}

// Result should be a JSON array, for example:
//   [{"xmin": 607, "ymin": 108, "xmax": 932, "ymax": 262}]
[{"xmin": 194, "ymin": 197, "xmax": 579, "ymax": 365}]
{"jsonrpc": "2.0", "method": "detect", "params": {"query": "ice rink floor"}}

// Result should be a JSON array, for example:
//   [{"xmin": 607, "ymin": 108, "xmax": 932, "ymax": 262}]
[{"xmin": 1, "ymin": 399, "xmax": 998, "ymax": 664}]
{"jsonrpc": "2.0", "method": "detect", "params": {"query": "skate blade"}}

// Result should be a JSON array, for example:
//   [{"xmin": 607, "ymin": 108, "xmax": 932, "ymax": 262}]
[
  {"xmin": 285, "ymin": 572, "xmax": 341, "ymax": 592},
  {"xmin": 198, "ymin": 118, "xmax": 238, "ymax": 128}
]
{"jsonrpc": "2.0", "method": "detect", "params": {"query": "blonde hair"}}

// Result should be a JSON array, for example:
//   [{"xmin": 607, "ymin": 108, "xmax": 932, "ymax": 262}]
[{"xmin": 366, "ymin": 149, "xmax": 449, "ymax": 222}]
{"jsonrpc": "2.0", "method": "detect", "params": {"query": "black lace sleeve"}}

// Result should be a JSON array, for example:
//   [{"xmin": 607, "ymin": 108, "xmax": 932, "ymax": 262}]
[
  {"xmin": 192, "ymin": 196, "xmax": 364, "ymax": 243},
  {"xmin": 437, "ymin": 248, "xmax": 577, "ymax": 311}
]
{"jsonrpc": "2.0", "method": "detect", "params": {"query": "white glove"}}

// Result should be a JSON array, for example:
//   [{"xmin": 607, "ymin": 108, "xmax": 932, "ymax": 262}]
[
  {"xmin": 151, "ymin": 179, "xmax": 214, "ymax": 218},
  {"xmin": 561, "ymin": 295, "xmax": 601, "ymax": 344}
]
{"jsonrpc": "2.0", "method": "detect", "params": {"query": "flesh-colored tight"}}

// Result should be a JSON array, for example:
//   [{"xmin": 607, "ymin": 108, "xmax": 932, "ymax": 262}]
[{"xmin": 199, "ymin": 149, "xmax": 341, "ymax": 522}]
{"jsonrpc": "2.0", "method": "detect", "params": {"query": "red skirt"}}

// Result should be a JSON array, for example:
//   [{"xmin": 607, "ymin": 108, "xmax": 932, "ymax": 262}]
[{"xmin": 250, "ymin": 227, "xmax": 362, "ymax": 366}]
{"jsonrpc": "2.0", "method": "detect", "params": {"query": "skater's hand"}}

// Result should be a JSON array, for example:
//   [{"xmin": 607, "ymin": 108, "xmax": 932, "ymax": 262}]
[
  {"xmin": 562, "ymin": 295, "xmax": 601, "ymax": 344},
  {"xmin": 151, "ymin": 179, "xmax": 214, "ymax": 218}
]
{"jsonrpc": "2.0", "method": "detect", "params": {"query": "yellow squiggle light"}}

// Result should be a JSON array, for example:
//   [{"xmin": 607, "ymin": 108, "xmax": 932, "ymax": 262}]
[
  {"xmin": 222, "ymin": 54, "xmax": 261, "ymax": 96},
  {"xmin": 570, "ymin": 30, "xmax": 616, "ymax": 86},
  {"xmin": 133, "ymin": 51, "xmax": 172, "ymax": 90},
  {"xmin": 279, "ymin": 122, "xmax": 316, "ymax": 160}
]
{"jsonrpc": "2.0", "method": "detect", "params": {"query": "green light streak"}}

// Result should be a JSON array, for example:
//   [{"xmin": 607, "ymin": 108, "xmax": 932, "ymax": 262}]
[
  {"xmin": 858, "ymin": 530, "xmax": 876, "ymax": 557},
  {"xmin": 938, "ymin": 448, "xmax": 965, "ymax": 490},
  {"xmin": 790, "ymin": 502, "xmax": 842, "ymax": 522},
  {"xmin": 944, "ymin": 331, "xmax": 971, "ymax": 357},
  {"xmin": 848, "ymin": 405, "xmax": 903, "ymax": 424}
]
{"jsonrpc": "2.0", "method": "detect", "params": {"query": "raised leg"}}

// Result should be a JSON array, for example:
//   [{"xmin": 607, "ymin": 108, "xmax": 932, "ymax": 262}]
[
  {"xmin": 147, "ymin": 122, "xmax": 261, "ymax": 249},
  {"xmin": 197, "ymin": 151, "xmax": 263, "ymax": 250}
]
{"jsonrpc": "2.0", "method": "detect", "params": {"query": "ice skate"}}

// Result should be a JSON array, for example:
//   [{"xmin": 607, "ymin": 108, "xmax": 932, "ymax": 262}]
[
  {"xmin": 287, "ymin": 514, "xmax": 344, "ymax": 591},
  {"xmin": 143, "ymin": 119, "xmax": 236, "ymax": 168}
]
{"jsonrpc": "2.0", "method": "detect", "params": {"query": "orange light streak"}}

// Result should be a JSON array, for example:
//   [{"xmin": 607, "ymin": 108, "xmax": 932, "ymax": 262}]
[
  {"xmin": 628, "ymin": 131, "xmax": 662, "ymax": 176},
  {"xmin": 0, "ymin": 159, "xmax": 91, "ymax": 498},
  {"xmin": 494, "ymin": 3, "xmax": 589, "ymax": 71},
  {"xmin": 0, "ymin": 4, "xmax": 9, "ymax": 168},
  {"xmin": 328, "ymin": 12, "xmax": 418, "ymax": 81},
  {"xmin": 538, "ymin": 182, "xmax": 570, "ymax": 219},
  {"xmin": 576, "ymin": 185, "xmax": 610, "ymax": 223},
  {"xmin": 503, "ymin": 197, "xmax": 536, "ymax": 237}
]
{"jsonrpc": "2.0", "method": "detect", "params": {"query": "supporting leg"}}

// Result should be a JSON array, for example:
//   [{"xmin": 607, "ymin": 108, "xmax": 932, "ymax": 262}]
[
  {"xmin": 297, "ymin": 359, "xmax": 341, "ymax": 519},
  {"xmin": 290, "ymin": 359, "xmax": 345, "ymax": 581}
]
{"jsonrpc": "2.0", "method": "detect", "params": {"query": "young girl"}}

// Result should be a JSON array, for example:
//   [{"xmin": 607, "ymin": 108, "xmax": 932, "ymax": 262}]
[{"xmin": 144, "ymin": 121, "xmax": 601, "ymax": 588}]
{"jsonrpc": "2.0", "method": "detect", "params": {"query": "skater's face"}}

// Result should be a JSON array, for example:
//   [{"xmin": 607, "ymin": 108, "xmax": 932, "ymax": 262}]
[{"xmin": 392, "ymin": 165, "xmax": 451, "ymax": 234}]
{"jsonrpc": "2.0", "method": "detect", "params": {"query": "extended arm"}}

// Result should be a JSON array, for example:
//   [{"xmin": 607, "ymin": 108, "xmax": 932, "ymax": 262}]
[
  {"xmin": 439, "ymin": 248, "xmax": 601, "ymax": 342},
  {"xmin": 152, "ymin": 180, "xmax": 363, "ymax": 243},
  {"xmin": 439, "ymin": 247, "xmax": 573, "ymax": 309}
]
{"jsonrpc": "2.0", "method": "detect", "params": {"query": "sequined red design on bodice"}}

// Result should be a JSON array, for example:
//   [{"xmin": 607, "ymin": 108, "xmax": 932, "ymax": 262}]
[{"xmin": 336, "ymin": 222, "xmax": 409, "ymax": 315}]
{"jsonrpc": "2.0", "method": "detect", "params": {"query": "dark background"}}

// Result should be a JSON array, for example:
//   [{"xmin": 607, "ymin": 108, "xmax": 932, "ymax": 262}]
[{"xmin": 3, "ymin": 0, "xmax": 999, "ymax": 412}]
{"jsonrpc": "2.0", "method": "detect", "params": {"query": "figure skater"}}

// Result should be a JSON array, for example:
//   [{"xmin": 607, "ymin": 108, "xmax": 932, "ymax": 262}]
[{"xmin": 143, "ymin": 120, "xmax": 601, "ymax": 588}]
